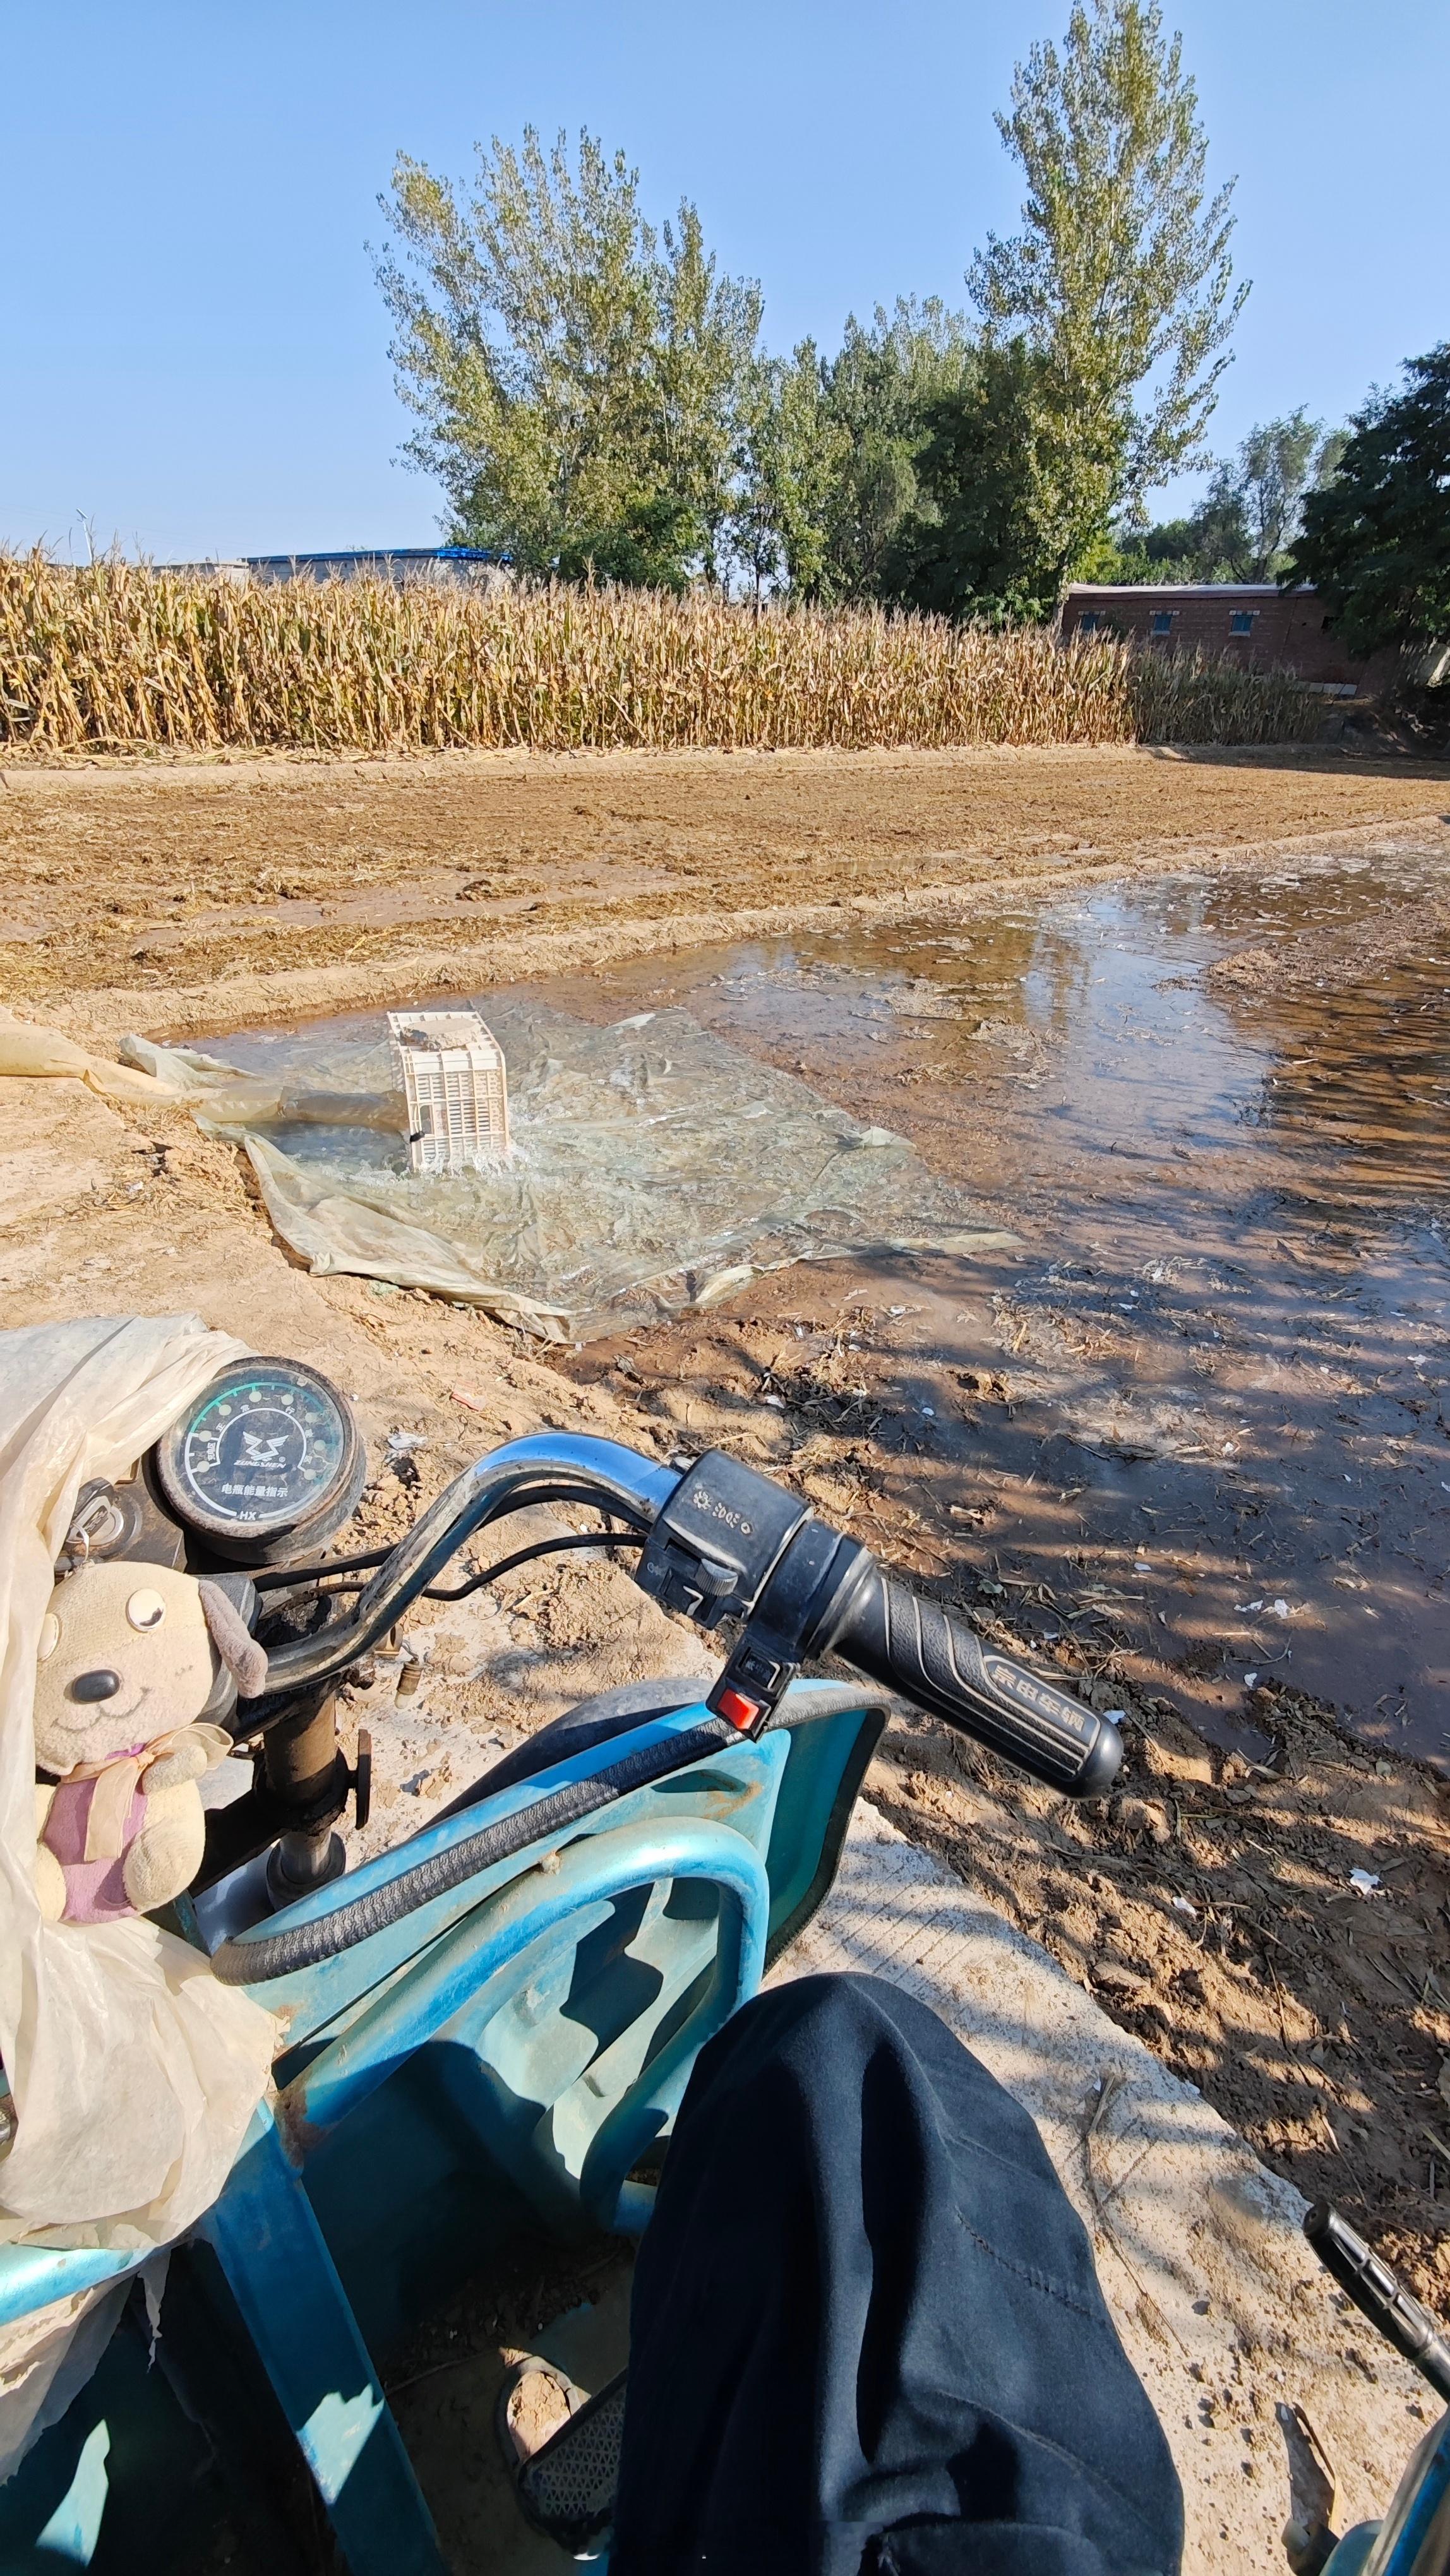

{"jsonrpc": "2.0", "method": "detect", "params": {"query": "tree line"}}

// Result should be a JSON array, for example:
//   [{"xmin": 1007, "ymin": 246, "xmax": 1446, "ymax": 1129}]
[{"xmin": 376, "ymin": 0, "xmax": 1449, "ymax": 657}]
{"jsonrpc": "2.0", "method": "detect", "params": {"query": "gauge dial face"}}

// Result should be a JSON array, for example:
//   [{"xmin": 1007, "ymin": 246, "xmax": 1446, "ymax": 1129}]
[{"xmin": 157, "ymin": 1361, "xmax": 358, "ymax": 1542}]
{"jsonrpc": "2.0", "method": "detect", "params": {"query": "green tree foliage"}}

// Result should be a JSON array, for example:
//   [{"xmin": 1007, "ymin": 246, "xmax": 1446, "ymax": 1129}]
[
  {"xmin": 1111, "ymin": 412, "xmax": 1344, "ymax": 582},
  {"xmin": 1190, "ymin": 410, "xmax": 1338, "ymax": 578},
  {"xmin": 1283, "ymin": 347, "xmax": 1450, "ymax": 655},
  {"xmin": 968, "ymin": 0, "xmax": 1246, "ymax": 546},
  {"xmin": 731, "ymin": 342, "xmax": 842, "ymax": 601},
  {"xmin": 885, "ymin": 340, "xmax": 1108, "ymax": 620},
  {"xmin": 733, "ymin": 302, "xmax": 974, "ymax": 603},
  {"xmin": 375, "ymin": 129, "xmax": 762, "ymax": 587},
  {"xmin": 1233, "ymin": 414, "xmax": 1341, "ymax": 575},
  {"xmin": 1109, "ymin": 516, "xmax": 1199, "ymax": 580},
  {"xmin": 813, "ymin": 302, "xmax": 976, "ymax": 600},
  {"xmin": 373, "ymin": 6, "xmax": 1249, "ymax": 624},
  {"xmin": 866, "ymin": 0, "xmax": 1249, "ymax": 621}
]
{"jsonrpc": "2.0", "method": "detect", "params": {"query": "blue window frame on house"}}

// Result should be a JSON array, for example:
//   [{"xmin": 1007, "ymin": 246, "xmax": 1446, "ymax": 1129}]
[
  {"xmin": 1078, "ymin": 612, "xmax": 1102, "ymax": 634},
  {"xmin": 1229, "ymin": 610, "xmax": 1255, "ymax": 636},
  {"xmin": 1150, "ymin": 611, "xmax": 1174, "ymax": 636}
]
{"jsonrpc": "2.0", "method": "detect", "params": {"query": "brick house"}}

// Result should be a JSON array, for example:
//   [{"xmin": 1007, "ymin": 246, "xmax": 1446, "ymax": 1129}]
[{"xmin": 1058, "ymin": 583, "xmax": 1399, "ymax": 696}]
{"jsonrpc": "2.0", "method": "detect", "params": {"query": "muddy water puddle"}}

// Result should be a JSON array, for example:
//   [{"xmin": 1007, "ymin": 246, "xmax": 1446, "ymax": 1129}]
[
  {"xmin": 211, "ymin": 840, "xmax": 1450, "ymax": 1760},
  {"xmin": 530, "ymin": 842, "xmax": 1450, "ymax": 1760}
]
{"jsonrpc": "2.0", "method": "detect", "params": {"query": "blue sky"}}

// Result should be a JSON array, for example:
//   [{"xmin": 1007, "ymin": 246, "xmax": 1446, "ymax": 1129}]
[{"xmin": 4, "ymin": 0, "xmax": 1446, "ymax": 561}]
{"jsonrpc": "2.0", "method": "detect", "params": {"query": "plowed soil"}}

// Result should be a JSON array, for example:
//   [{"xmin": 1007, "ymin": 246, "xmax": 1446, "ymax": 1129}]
[{"xmin": 2, "ymin": 739, "xmax": 1447, "ymax": 1041}]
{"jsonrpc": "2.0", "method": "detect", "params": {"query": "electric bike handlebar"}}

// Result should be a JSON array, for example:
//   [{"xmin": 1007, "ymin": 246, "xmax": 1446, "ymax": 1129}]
[
  {"xmin": 827, "ymin": 1564, "xmax": 1120, "ymax": 1798},
  {"xmin": 259, "ymin": 1433, "xmax": 1120, "ymax": 1798}
]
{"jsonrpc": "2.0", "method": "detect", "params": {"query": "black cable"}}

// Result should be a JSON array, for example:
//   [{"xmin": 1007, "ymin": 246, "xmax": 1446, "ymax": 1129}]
[
  {"xmin": 252, "ymin": 1544, "xmax": 393, "ymax": 1592},
  {"xmin": 253, "ymin": 1527, "xmax": 646, "ymax": 1609},
  {"xmin": 495, "ymin": 1484, "xmax": 651, "ymax": 1530},
  {"xmin": 250, "ymin": 1487, "xmax": 649, "ymax": 1596},
  {"xmin": 424, "ymin": 1529, "xmax": 644, "ymax": 1599}
]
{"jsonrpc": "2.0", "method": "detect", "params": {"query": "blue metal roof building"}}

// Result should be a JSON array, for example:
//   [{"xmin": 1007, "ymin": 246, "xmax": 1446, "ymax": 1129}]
[{"xmin": 163, "ymin": 547, "xmax": 510, "ymax": 588}]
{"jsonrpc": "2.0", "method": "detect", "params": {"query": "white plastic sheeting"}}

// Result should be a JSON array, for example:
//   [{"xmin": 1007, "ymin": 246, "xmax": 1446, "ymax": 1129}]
[
  {"xmin": 0, "ymin": 1318, "xmax": 278, "ymax": 2253},
  {"xmin": 120, "ymin": 998, "xmax": 1016, "ymax": 1340},
  {"xmin": 0, "ymin": 1010, "xmax": 174, "ymax": 1107}
]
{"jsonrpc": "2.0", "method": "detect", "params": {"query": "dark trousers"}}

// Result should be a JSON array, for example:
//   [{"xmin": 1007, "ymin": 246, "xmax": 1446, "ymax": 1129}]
[{"xmin": 612, "ymin": 1974, "xmax": 1183, "ymax": 2576}]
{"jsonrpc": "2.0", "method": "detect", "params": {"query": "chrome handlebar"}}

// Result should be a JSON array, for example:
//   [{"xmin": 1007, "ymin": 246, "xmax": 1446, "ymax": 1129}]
[{"xmin": 262, "ymin": 1435, "xmax": 682, "ymax": 1696}]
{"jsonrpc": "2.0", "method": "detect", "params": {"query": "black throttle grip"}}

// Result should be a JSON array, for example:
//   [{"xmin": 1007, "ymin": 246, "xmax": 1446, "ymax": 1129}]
[{"xmin": 830, "ymin": 1567, "xmax": 1122, "ymax": 1797}]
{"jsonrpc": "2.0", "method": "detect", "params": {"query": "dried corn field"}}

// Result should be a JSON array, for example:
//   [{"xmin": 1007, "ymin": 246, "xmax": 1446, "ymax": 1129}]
[{"xmin": 0, "ymin": 552, "xmax": 1318, "ymax": 757}]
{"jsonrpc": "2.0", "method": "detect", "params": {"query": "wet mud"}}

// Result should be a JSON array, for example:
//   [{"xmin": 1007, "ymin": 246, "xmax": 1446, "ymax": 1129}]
[
  {"xmin": 199, "ymin": 833, "xmax": 1450, "ymax": 1758},
  {"xmin": 182, "ymin": 837, "xmax": 1450, "ymax": 2295},
  {"xmin": 518, "ymin": 838, "xmax": 1450, "ymax": 1763}
]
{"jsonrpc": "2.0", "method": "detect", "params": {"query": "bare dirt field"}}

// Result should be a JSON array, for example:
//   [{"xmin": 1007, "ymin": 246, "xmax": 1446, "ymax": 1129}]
[
  {"xmin": 6, "ymin": 739, "xmax": 1450, "ymax": 2321},
  {"xmin": 3, "ymin": 738, "xmax": 1448, "ymax": 1040}
]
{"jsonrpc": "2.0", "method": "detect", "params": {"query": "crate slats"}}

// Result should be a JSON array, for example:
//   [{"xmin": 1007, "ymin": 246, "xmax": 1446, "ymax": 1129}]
[{"xmin": 387, "ymin": 1010, "xmax": 510, "ymax": 1173}]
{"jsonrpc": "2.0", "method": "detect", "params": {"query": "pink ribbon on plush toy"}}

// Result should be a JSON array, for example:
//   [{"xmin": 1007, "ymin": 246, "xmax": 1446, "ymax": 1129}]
[{"xmin": 55, "ymin": 1725, "xmax": 235, "ymax": 1863}]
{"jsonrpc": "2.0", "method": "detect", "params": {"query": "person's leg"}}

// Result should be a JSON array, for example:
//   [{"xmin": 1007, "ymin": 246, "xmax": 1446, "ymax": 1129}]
[{"xmin": 611, "ymin": 1973, "xmax": 1182, "ymax": 2576}]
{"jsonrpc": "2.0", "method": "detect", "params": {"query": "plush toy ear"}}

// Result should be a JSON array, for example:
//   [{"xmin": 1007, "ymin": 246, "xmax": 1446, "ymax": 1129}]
[{"xmin": 198, "ymin": 1581, "xmax": 268, "ymax": 1700}]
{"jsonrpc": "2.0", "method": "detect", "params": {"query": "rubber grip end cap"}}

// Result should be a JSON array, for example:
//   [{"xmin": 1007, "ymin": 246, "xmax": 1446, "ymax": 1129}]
[{"xmin": 1076, "ymin": 1714, "xmax": 1124, "ymax": 1798}]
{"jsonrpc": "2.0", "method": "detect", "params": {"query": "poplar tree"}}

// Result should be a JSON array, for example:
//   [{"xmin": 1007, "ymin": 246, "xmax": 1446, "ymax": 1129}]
[
  {"xmin": 969, "ymin": 0, "xmax": 1246, "ymax": 550},
  {"xmin": 376, "ymin": 129, "xmax": 761, "ymax": 587}
]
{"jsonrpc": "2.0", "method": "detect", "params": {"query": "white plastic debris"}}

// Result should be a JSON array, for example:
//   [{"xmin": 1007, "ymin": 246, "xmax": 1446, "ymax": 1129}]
[
  {"xmin": 115, "ymin": 1005, "xmax": 1012, "ymax": 1340},
  {"xmin": 388, "ymin": 1009, "xmax": 510, "ymax": 1175},
  {"xmin": 1172, "ymin": 1895, "xmax": 1198, "ymax": 1917},
  {"xmin": 1348, "ymin": 1868, "xmax": 1382, "ymax": 1897},
  {"xmin": 1244, "ymin": 1671, "xmax": 1259, "ymax": 1688}
]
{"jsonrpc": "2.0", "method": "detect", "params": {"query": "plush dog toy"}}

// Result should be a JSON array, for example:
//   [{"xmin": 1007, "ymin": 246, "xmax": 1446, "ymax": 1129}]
[{"xmin": 31, "ymin": 1563, "xmax": 268, "ymax": 1925}]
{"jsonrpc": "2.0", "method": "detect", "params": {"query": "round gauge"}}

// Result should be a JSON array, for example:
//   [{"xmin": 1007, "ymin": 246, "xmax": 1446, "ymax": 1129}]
[{"xmin": 152, "ymin": 1359, "xmax": 366, "ymax": 1565}]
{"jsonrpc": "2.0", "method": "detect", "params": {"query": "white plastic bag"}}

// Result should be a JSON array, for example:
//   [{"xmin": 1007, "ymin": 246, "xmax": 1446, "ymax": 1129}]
[{"xmin": 0, "ymin": 1316, "xmax": 279, "ymax": 2251}]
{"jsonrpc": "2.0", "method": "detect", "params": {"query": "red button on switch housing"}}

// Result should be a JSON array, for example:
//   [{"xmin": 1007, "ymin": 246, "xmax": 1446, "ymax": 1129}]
[{"xmin": 716, "ymin": 1686, "xmax": 764, "ymax": 1732}]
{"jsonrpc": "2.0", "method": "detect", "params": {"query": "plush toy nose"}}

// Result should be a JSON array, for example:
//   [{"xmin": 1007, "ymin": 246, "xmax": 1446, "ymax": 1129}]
[{"xmin": 68, "ymin": 1669, "xmax": 123, "ymax": 1703}]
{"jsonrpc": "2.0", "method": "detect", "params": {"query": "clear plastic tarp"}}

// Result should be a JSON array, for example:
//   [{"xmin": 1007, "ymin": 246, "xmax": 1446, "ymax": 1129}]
[{"xmin": 119, "ymin": 998, "xmax": 1015, "ymax": 1341}]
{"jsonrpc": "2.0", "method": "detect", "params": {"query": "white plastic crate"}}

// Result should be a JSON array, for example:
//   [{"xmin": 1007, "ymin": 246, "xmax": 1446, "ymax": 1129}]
[{"xmin": 387, "ymin": 1010, "xmax": 511, "ymax": 1174}]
